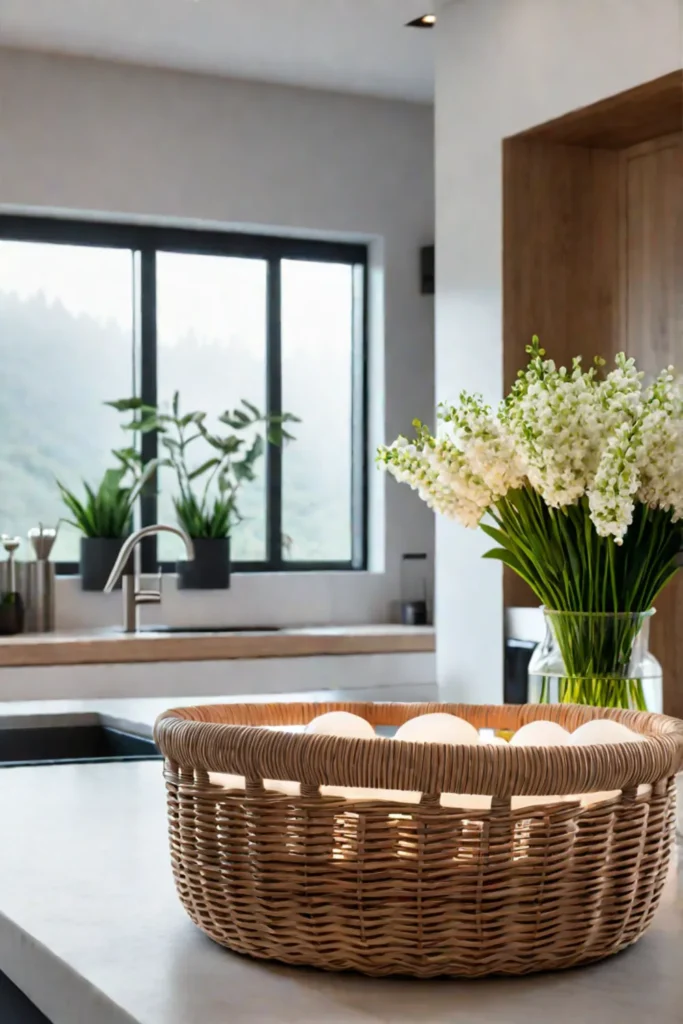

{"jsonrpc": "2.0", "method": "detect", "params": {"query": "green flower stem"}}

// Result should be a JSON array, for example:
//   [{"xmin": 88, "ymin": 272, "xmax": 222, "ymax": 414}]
[
  {"xmin": 548, "ymin": 676, "xmax": 647, "ymax": 710},
  {"xmin": 480, "ymin": 490, "xmax": 677, "ymax": 711}
]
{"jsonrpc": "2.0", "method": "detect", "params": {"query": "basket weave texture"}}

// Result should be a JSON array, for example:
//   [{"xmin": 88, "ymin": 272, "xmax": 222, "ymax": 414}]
[{"xmin": 154, "ymin": 701, "xmax": 683, "ymax": 978}]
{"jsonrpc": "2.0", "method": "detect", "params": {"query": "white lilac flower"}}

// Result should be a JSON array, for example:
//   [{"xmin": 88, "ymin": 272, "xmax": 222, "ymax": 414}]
[
  {"xmin": 376, "ymin": 341, "xmax": 683, "ymax": 543},
  {"xmin": 637, "ymin": 369, "xmax": 683, "ymax": 520},
  {"xmin": 502, "ymin": 348, "xmax": 602, "ymax": 508},
  {"xmin": 440, "ymin": 393, "xmax": 526, "ymax": 497},
  {"xmin": 588, "ymin": 421, "xmax": 642, "ymax": 542}
]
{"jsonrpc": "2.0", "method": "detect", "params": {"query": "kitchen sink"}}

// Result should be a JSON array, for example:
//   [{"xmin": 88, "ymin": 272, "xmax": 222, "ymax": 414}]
[
  {"xmin": 0, "ymin": 723, "xmax": 161, "ymax": 768},
  {"xmin": 136, "ymin": 625, "xmax": 282, "ymax": 634}
]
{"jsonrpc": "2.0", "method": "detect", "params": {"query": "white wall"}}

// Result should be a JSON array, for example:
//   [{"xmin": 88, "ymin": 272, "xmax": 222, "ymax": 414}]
[
  {"xmin": 434, "ymin": 0, "xmax": 681, "ymax": 701},
  {"xmin": 0, "ymin": 47, "xmax": 435, "ymax": 628}
]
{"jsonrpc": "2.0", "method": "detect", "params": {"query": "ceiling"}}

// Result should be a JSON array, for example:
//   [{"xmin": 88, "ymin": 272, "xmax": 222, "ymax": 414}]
[{"xmin": 0, "ymin": 0, "xmax": 436, "ymax": 102}]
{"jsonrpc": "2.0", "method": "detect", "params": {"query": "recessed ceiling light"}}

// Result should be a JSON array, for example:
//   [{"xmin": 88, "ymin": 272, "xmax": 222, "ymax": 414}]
[{"xmin": 406, "ymin": 14, "xmax": 436, "ymax": 28}]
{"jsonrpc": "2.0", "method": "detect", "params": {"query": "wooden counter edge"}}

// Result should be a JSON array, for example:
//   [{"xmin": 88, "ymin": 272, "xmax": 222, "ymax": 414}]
[{"xmin": 0, "ymin": 629, "xmax": 436, "ymax": 668}]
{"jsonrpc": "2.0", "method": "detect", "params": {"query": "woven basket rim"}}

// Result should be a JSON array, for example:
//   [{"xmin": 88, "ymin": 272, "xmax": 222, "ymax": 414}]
[{"xmin": 154, "ymin": 701, "xmax": 683, "ymax": 797}]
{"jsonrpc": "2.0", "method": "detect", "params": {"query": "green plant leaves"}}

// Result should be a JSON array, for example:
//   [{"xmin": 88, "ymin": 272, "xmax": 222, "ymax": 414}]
[
  {"xmin": 109, "ymin": 390, "xmax": 300, "ymax": 538},
  {"xmin": 105, "ymin": 398, "xmax": 147, "ymax": 413},
  {"xmin": 488, "ymin": 488, "xmax": 683, "ymax": 616},
  {"xmin": 57, "ymin": 471, "xmax": 134, "ymax": 538},
  {"xmin": 172, "ymin": 492, "xmax": 233, "ymax": 538},
  {"xmin": 188, "ymin": 458, "xmax": 221, "ymax": 482},
  {"xmin": 240, "ymin": 399, "xmax": 262, "ymax": 419},
  {"xmin": 179, "ymin": 411, "xmax": 206, "ymax": 428}
]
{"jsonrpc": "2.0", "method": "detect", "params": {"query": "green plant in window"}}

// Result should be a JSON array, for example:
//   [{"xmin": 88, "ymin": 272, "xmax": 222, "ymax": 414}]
[
  {"xmin": 57, "ymin": 451, "xmax": 159, "ymax": 539},
  {"xmin": 107, "ymin": 393, "xmax": 298, "ymax": 539}
]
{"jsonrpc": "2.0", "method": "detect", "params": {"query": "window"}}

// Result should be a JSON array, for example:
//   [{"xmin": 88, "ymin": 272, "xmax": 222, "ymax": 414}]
[{"xmin": 0, "ymin": 217, "xmax": 367, "ymax": 573}]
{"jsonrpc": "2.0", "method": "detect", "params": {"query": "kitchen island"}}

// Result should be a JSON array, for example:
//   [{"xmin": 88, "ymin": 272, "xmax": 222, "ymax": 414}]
[{"xmin": 0, "ymin": 692, "xmax": 681, "ymax": 1024}]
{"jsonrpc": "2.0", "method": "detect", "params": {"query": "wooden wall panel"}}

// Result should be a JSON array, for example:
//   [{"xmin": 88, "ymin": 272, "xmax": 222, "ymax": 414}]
[
  {"xmin": 622, "ymin": 134, "xmax": 683, "ymax": 371},
  {"xmin": 503, "ymin": 139, "xmax": 622, "ymax": 390},
  {"xmin": 502, "ymin": 138, "xmax": 622, "ymax": 608},
  {"xmin": 517, "ymin": 71, "xmax": 682, "ymax": 150},
  {"xmin": 620, "ymin": 133, "xmax": 683, "ymax": 717}
]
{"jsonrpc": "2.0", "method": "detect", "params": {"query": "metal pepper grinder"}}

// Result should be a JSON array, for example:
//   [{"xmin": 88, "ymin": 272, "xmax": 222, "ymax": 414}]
[{"xmin": 28, "ymin": 525, "xmax": 58, "ymax": 633}]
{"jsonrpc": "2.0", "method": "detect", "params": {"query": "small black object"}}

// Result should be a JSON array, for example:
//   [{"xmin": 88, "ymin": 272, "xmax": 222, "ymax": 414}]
[
  {"xmin": 406, "ymin": 15, "xmax": 436, "ymax": 28},
  {"xmin": 0, "ymin": 593, "xmax": 24, "ymax": 635},
  {"xmin": 504, "ymin": 638, "xmax": 537, "ymax": 704},
  {"xmin": 400, "ymin": 552, "xmax": 430, "ymax": 624},
  {"xmin": 80, "ymin": 536, "xmax": 127, "ymax": 591},
  {"xmin": 177, "ymin": 537, "xmax": 231, "ymax": 590},
  {"xmin": 401, "ymin": 600, "xmax": 428, "ymax": 626},
  {"xmin": 420, "ymin": 245, "xmax": 434, "ymax": 295}
]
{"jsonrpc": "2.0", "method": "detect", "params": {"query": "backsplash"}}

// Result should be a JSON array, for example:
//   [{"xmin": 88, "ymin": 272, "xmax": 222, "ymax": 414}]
[{"xmin": 52, "ymin": 571, "xmax": 394, "ymax": 631}]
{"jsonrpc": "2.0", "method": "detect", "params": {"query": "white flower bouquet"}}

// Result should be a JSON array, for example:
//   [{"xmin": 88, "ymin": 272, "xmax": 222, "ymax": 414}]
[{"xmin": 378, "ymin": 339, "xmax": 683, "ymax": 708}]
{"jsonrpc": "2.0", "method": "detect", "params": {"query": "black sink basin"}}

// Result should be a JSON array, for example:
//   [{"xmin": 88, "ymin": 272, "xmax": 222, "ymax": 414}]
[
  {"xmin": 0, "ymin": 725, "xmax": 161, "ymax": 768},
  {"xmin": 137, "ymin": 625, "xmax": 282, "ymax": 634}
]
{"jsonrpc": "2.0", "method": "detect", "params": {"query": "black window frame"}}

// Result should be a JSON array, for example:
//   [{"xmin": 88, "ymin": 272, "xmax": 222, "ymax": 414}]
[{"xmin": 0, "ymin": 214, "xmax": 369, "ymax": 575}]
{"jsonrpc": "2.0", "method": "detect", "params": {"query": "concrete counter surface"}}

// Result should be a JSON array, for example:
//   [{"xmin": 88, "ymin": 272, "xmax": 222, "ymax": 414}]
[{"xmin": 0, "ymin": 758, "xmax": 681, "ymax": 1024}]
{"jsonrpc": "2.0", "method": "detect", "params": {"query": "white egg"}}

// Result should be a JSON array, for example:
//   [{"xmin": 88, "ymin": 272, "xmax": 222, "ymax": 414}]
[
  {"xmin": 264, "ymin": 779, "xmax": 301, "ymax": 796},
  {"xmin": 509, "ymin": 790, "xmax": 569, "ymax": 806},
  {"xmin": 394, "ymin": 713, "xmax": 480, "ymax": 745},
  {"xmin": 508, "ymin": 722, "xmax": 569, "ymax": 806},
  {"xmin": 440, "ymin": 792, "xmax": 491, "ymax": 810},
  {"xmin": 306, "ymin": 711, "xmax": 375, "ymax": 739},
  {"xmin": 208, "ymin": 772, "xmax": 245, "ymax": 790},
  {"xmin": 442, "ymin": 733, "xmax": 502, "ymax": 806},
  {"xmin": 569, "ymin": 719, "xmax": 640, "ymax": 746},
  {"xmin": 209, "ymin": 773, "xmax": 302, "ymax": 796},
  {"xmin": 305, "ymin": 712, "xmax": 376, "ymax": 799},
  {"xmin": 570, "ymin": 719, "xmax": 647, "ymax": 805},
  {"xmin": 338, "ymin": 787, "xmax": 422, "ymax": 804},
  {"xmin": 389, "ymin": 713, "xmax": 481, "ymax": 803},
  {"xmin": 510, "ymin": 721, "xmax": 570, "ymax": 746}
]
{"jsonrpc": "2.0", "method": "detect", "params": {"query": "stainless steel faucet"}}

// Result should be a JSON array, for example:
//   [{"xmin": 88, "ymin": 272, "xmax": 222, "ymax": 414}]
[{"xmin": 103, "ymin": 525, "xmax": 195, "ymax": 634}]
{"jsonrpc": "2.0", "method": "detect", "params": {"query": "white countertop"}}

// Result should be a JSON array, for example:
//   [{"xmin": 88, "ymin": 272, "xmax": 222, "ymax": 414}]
[
  {"xmin": 0, "ymin": 687, "xmax": 681, "ymax": 1023},
  {"xmin": 0, "ymin": 683, "xmax": 437, "ymax": 737},
  {"xmin": 0, "ymin": 757, "xmax": 681, "ymax": 1024}
]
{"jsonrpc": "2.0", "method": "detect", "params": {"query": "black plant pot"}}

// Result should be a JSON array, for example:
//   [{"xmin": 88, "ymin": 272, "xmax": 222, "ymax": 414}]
[
  {"xmin": 80, "ymin": 537, "xmax": 128, "ymax": 592},
  {"xmin": 177, "ymin": 537, "xmax": 230, "ymax": 590}
]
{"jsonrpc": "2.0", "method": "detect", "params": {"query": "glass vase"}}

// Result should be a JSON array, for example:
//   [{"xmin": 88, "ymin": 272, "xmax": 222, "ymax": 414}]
[{"xmin": 527, "ymin": 609, "xmax": 662, "ymax": 712}]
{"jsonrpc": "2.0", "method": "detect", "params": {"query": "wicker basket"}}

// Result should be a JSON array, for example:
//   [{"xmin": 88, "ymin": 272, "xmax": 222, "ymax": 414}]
[{"xmin": 154, "ymin": 701, "xmax": 683, "ymax": 978}]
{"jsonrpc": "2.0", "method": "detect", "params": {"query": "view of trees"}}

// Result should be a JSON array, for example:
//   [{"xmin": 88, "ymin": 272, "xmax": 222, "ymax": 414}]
[{"xmin": 0, "ymin": 241, "xmax": 355, "ymax": 567}]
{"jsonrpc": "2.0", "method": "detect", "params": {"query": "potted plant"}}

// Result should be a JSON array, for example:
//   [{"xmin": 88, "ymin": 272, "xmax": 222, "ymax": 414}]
[
  {"xmin": 57, "ymin": 449, "xmax": 158, "ymax": 591},
  {"xmin": 378, "ymin": 339, "xmax": 683, "ymax": 711},
  {"xmin": 111, "ymin": 393, "xmax": 298, "ymax": 589}
]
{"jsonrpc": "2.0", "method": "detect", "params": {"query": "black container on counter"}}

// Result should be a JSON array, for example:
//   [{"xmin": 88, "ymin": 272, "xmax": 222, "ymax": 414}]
[
  {"xmin": 0, "ymin": 593, "xmax": 25, "ymax": 635},
  {"xmin": 504, "ymin": 638, "xmax": 537, "ymax": 703},
  {"xmin": 400, "ymin": 552, "xmax": 430, "ymax": 626}
]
